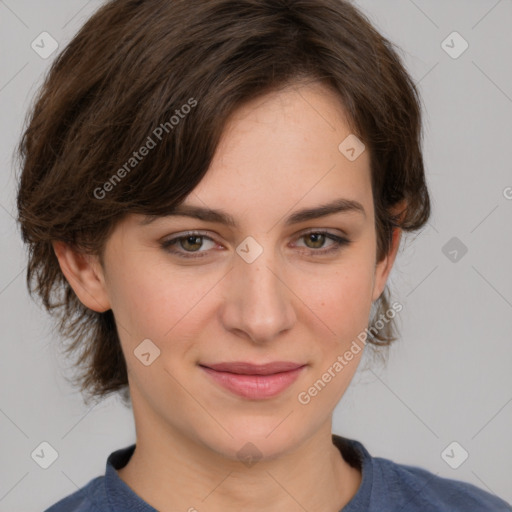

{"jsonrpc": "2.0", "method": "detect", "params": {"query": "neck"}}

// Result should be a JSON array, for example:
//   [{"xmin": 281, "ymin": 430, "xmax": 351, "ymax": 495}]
[{"xmin": 117, "ymin": 414, "xmax": 361, "ymax": 512}]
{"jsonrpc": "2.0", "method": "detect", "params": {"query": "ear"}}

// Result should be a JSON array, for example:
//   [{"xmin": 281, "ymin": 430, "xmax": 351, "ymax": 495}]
[
  {"xmin": 371, "ymin": 201, "xmax": 406, "ymax": 302},
  {"xmin": 52, "ymin": 241, "xmax": 111, "ymax": 312}
]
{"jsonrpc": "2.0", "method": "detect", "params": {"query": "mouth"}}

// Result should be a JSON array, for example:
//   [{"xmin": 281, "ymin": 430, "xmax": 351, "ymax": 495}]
[{"xmin": 199, "ymin": 361, "xmax": 307, "ymax": 400}]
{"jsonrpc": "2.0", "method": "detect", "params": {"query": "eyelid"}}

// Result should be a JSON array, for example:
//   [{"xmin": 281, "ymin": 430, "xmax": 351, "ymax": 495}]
[
  {"xmin": 160, "ymin": 228, "xmax": 351, "ymax": 259},
  {"xmin": 160, "ymin": 227, "xmax": 348, "ymax": 243}
]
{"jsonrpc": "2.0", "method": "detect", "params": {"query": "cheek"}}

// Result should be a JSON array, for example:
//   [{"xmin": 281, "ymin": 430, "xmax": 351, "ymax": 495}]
[
  {"xmin": 297, "ymin": 257, "xmax": 375, "ymax": 342},
  {"xmin": 107, "ymin": 237, "xmax": 376, "ymax": 353},
  {"xmin": 109, "ymin": 256, "xmax": 223, "ymax": 344}
]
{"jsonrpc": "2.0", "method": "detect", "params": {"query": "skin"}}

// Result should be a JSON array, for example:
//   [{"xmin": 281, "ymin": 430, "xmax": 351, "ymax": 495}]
[{"xmin": 53, "ymin": 81, "xmax": 402, "ymax": 512}]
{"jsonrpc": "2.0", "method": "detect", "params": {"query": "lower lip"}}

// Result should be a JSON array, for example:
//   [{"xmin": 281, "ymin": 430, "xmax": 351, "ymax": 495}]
[{"xmin": 200, "ymin": 365, "xmax": 306, "ymax": 400}]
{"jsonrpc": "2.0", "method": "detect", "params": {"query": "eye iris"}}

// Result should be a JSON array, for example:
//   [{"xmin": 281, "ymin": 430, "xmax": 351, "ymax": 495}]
[
  {"xmin": 181, "ymin": 235, "xmax": 203, "ymax": 251},
  {"xmin": 305, "ymin": 233, "xmax": 325, "ymax": 249}
]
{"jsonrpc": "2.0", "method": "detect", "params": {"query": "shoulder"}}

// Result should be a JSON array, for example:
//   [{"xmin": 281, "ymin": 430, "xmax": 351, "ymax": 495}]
[
  {"xmin": 44, "ymin": 443, "xmax": 139, "ymax": 512},
  {"xmin": 334, "ymin": 435, "xmax": 511, "ymax": 512},
  {"xmin": 44, "ymin": 476, "xmax": 105, "ymax": 512},
  {"xmin": 372, "ymin": 455, "xmax": 512, "ymax": 511}
]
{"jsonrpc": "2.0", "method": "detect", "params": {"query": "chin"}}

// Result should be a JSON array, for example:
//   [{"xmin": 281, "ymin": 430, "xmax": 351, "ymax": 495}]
[{"xmin": 202, "ymin": 418, "xmax": 304, "ymax": 463}]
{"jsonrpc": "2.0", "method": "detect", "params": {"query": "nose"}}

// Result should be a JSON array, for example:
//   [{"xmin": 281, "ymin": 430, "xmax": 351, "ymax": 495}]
[{"xmin": 219, "ymin": 246, "xmax": 296, "ymax": 344}]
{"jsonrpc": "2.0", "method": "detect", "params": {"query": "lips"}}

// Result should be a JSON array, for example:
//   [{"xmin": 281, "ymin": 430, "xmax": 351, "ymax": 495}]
[
  {"xmin": 200, "ymin": 361, "xmax": 306, "ymax": 375},
  {"xmin": 199, "ymin": 361, "xmax": 307, "ymax": 399}
]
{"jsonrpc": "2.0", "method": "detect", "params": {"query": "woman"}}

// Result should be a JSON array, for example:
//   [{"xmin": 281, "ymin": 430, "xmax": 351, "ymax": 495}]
[{"xmin": 16, "ymin": 0, "xmax": 511, "ymax": 510}]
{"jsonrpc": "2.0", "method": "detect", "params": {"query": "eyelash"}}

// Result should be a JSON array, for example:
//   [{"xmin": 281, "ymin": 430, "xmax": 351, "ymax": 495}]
[{"xmin": 160, "ymin": 230, "xmax": 351, "ymax": 259}]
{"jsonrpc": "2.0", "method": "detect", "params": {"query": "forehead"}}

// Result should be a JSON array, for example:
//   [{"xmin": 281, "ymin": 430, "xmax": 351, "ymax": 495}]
[
  {"xmin": 130, "ymin": 82, "xmax": 374, "ymax": 232},
  {"xmin": 187, "ymin": 82, "xmax": 372, "ymax": 215}
]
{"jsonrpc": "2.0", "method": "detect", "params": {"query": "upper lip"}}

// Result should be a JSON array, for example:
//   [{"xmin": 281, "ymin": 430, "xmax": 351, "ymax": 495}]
[{"xmin": 200, "ymin": 361, "xmax": 306, "ymax": 375}]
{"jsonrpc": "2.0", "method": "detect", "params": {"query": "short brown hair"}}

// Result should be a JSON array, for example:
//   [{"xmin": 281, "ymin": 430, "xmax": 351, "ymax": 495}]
[{"xmin": 16, "ymin": 0, "xmax": 430, "ymax": 404}]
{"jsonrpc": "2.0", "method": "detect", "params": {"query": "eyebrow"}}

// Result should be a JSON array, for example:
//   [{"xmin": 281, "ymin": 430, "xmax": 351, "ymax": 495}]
[{"xmin": 139, "ymin": 197, "xmax": 366, "ymax": 227}]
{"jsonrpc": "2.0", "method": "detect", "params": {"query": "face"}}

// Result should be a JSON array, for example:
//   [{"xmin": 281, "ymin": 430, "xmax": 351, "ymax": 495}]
[{"xmin": 56, "ymin": 81, "xmax": 400, "ymax": 462}]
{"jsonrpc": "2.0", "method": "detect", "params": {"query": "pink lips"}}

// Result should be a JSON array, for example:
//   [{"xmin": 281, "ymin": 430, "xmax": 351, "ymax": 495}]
[{"xmin": 200, "ymin": 361, "xmax": 307, "ymax": 399}]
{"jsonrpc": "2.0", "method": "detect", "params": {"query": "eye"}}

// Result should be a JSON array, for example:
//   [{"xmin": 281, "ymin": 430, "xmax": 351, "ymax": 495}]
[
  {"xmin": 293, "ymin": 230, "xmax": 351, "ymax": 255},
  {"xmin": 160, "ymin": 230, "xmax": 351, "ymax": 259},
  {"xmin": 160, "ymin": 231, "xmax": 216, "ymax": 258}
]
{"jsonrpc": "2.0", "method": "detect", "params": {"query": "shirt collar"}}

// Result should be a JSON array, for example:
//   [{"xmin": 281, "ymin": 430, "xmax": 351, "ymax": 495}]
[
  {"xmin": 105, "ymin": 444, "xmax": 157, "ymax": 511},
  {"xmin": 332, "ymin": 434, "xmax": 373, "ymax": 511}
]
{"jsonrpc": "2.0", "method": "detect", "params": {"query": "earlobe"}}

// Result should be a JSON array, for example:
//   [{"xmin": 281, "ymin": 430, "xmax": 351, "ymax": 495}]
[
  {"xmin": 371, "ymin": 200, "xmax": 407, "ymax": 302},
  {"xmin": 52, "ymin": 241, "xmax": 111, "ymax": 312},
  {"xmin": 371, "ymin": 226, "xmax": 402, "ymax": 303}
]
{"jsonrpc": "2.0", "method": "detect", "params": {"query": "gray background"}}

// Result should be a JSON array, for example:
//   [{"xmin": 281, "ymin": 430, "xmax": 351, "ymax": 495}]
[{"xmin": 1, "ymin": 0, "xmax": 511, "ymax": 510}]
